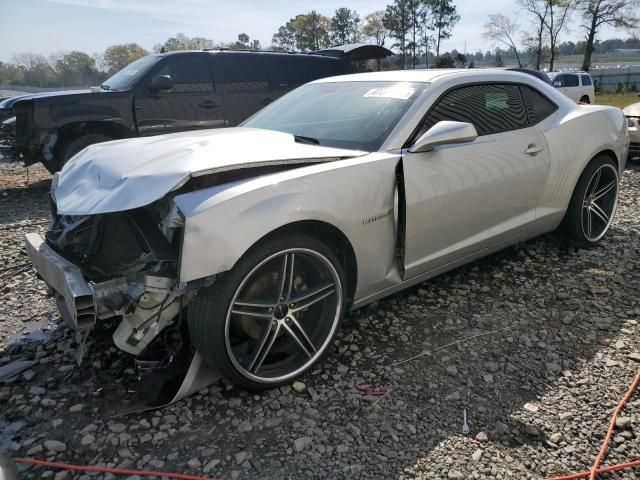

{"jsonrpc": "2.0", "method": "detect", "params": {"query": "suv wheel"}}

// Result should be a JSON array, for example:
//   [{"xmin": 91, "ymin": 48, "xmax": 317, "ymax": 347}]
[{"xmin": 59, "ymin": 134, "xmax": 112, "ymax": 170}]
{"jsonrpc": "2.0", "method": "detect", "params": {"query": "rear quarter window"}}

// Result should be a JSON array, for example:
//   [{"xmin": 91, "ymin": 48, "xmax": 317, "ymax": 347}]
[
  {"xmin": 581, "ymin": 75, "xmax": 592, "ymax": 86},
  {"xmin": 520, "ymin": 85, "xmax": 557, "ymax": 124}
]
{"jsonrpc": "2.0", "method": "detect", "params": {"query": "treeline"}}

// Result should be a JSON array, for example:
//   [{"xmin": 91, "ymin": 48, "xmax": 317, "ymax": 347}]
[{"xmin": 3, "ymin": 0, "xmax": 640, "ymax": 88}]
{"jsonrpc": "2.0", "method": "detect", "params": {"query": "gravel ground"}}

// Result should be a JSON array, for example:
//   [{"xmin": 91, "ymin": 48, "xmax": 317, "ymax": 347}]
[{"xmin": 0, "ymin": 160, "xmax": 639, "ymax": 480}]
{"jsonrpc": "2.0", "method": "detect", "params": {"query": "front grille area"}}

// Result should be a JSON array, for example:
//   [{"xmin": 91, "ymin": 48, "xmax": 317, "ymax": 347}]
[{"xmin": 46, "ymin": 207, "xmax": 177, "ymax": 281}]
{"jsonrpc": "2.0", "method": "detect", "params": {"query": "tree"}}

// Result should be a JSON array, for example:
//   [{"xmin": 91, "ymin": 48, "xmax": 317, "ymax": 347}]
[
  {"xmin": 435, "ymin": 53, "xmax": 455, "ymax": 67},
  {"xmin": 578, "ymin": 0, "xmax": 640, "ymax": 71},
  {"xmin": 544, "ymin": 0, "xmax": 575, "ymax": 71},
  {"xmin": 428, "ymin": 0, "xmax": 460, "ymax": 59},
  {"xmin": 272, "ymin": 25, "xmax": 296, "ymax": 50},
  {"xmin": 383, "ymin": 0, "xmax": 413, "ymax": 69},
  {"xmin": 330, "ymin": 8, "xmax": 361, "ymax": 45},
  {"xmin": 12, "ymin": 53, "xmax": 56, "ymax": 87},
  {"xmin": 483, "ymin": 13, "xmax": 523, "ymax": 67},
  {"xmin": 103, "ymin": 43, "xmax": 148, "ymax": 74},
  {"xmin": 362, "ymin": 11, "xmax": 389, "ymax": 46},
  {"xmin": 272, "ymin": 12, "xmax": 330, "ymax": 51},
  {"xmin": 238, "ymin": 33, "xmax": 250, "ymax": 47},
  {"xmin": 518, "ymin": 0, "xmax": 549, "ymax": 70},
  {"xmin": 53, "ymin": 51, "xmax": 97, "ymax": 86}
]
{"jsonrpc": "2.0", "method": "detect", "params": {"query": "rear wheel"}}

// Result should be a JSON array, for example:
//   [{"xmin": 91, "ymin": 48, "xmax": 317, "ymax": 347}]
[
  {"xmin": 579, "ymin": 95, "xmax": 590, "ymax": 104},
  {"xmin": 561, "ymin": 155, "xmax": 619, "ymax": 247},
  {"xmin": 188, "ymin": 234, "xmax": 346, "ymax": 390}
]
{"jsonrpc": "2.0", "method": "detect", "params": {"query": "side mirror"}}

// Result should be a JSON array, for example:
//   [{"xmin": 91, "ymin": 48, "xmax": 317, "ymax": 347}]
[
  {"xmin": 148, "ymin": 74, "xmax": 173, "ymax": 92},
  {"xmin": 409, "ymin": 121, "xmax": 478, "ymax": 153},
  {"xmin": 553, "ymin": 81, "xmax": 562, "ymax": 88}
]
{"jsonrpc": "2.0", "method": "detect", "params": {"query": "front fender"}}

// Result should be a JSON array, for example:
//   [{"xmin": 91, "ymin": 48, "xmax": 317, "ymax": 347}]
[{"xmin": 173, "ymin": 153, "xmax": 401, "ymax": 299}]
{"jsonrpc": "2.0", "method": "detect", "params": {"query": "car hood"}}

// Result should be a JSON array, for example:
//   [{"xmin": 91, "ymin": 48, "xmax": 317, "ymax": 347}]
[
  {"xmin": 623, "ymin": 102, "xmax": 640, "ymax": 117},
  {"xmin": 54, "ymin": 127, "xmax": 367, "ymax": 215},
  {"xmin": 0, "ymin": 89, "xmax": 92, "ymax": 109}
]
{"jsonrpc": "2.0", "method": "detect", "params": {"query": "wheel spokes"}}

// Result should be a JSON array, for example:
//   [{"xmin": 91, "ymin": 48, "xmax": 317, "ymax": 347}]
[
  {"xmin": 247, "ymin": 322, "xmax": 280, "ymax": 373},
  {"xmin": 282, "ymin": 316, "xmax": 317, "ymax": 358},
  {"xmin": 290, "ymin": 282, "xmax": 335, "ymax": 312},
  {"xmin": 590, "ymin": 202, "xmax": 610, "ymax": 224},
  {"xmin": 588, "ymin": 168, "xmax": 602, "ymax": 197},
  {"xmin": 583, "ymin": 206, "xmax": 592, "ymax": 237},
  {"xmin": 276, "ymin": 253, "xmax": 295, "ymax": 302},
  {"xmin": 231, "ymin": 300, "xmax": 274, "ymax": 319},
  {"xmin": 592, "ymin": 180, "xmax": 616, "ymax": 201}
]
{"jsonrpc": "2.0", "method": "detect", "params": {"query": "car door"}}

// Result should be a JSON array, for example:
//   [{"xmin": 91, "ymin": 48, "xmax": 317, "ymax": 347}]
[
  {"xmin": 553, "ymin": 73, "xmax": 580, "ymax": 102},
  {"xmin": 402, "ymin": 83, "xmax": 551, "ymax": 278},
  {"xmin": 134, "ymin": 53, "xmax": 225, "ymax": 136},
  {"xmin": 210, "ymin": 53, "xmax": 273, "ymax": 126}
]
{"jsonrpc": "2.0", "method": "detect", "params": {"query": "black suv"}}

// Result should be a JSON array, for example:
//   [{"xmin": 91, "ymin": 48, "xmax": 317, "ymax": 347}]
[{"xmin": 0, "ymin": 45, "xmax": 389, "ymax": 172}]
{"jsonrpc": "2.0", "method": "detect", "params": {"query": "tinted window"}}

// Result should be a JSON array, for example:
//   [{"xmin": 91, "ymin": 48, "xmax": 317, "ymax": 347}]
[
  {"xmin": 265, "ymin": 55, "xmax": 349, "ymax": 89},
  {"xmin": 520, "ymin": 85, "xmax": 557, "ymax": 124},
  {"xmin": 155, "ymin": 56, "xmax": 213, "ymax": 92},
  {"xmin": 214, "ymin": 54, "xmax": 269, "ymax": 92},
  {"xmin": 581, "ymin": 74, "xmax": 592, "ymax": 86},
  {"xmin": 556, "ymin": 74, "xmax": 579, "ymax": 87},
  {"xmin": 419, "ymin": 84, "xmax": 528, "ymax": 137}
]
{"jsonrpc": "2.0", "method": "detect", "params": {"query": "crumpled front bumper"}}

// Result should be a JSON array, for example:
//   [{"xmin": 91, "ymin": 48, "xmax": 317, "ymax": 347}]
[{"xmin": 24, "ymin": 232, "xmax": 96, "ymax": 331}]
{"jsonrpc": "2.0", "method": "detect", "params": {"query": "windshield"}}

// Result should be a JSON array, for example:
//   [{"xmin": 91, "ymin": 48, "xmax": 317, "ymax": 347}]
[
  {"xmin": 101, "ymin": 55, "xmax": 160, "ymax": 91},
  {"xmin": 243, "ymin": 81, "xmax": 427, "ymax": 151}
]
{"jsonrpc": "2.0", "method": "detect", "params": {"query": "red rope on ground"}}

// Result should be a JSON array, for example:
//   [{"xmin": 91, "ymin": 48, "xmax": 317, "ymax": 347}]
[
  {"xmin": 546, "ymin": 369, "xmax": 640, "ymax": 480},
  {"xmin": 546, "ymin": 459, "xmax": 640, "ymax": 480},
  {"xmin": 13, "ymin": 457, "xmax": 222, "ymax": 480}
]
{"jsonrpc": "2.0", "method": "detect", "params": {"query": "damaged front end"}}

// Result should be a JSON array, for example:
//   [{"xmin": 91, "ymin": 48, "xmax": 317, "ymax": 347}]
[{"xmin": 25, "ymin": 186, "xmax": 200, "ymax": 362}]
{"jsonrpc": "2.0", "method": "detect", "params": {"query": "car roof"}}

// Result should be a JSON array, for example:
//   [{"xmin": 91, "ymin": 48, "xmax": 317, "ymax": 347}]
[
  {"xmin": 157, "ymin": 49, "xmax": 344, "ymax": 61},
  {"xmin": 311, "ymin": 68, "xmax": 546, "ymax": 84}
]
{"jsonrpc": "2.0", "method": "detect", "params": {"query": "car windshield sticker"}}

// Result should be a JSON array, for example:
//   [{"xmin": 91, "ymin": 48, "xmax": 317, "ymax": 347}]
[{"xmin": 364, "ymin": 84, "xmax": 416, "ymax": 100}]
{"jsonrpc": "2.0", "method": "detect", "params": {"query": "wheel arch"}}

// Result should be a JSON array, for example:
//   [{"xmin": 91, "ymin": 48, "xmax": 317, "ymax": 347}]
[
  {"xmin": 239, "ymin": 220, "xmax": 359, "ymax": 306},
  {"xmin": 53, "ymin": 120, "xmax": 131, "ymax": 159}
]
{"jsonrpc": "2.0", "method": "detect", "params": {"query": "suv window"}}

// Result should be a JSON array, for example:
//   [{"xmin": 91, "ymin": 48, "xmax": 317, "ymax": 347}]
[
  {"xmin": 418, "ymin": 83, "xmax": 528, "ymax": 137},
  {"xmin": 520, "ymin": 85, "xmax": 557, "ymax": 124},
  {"xmin": 555, "ymin": 74, "xmax": 579, "ymax": 87},
  {"xmin": 264, "ymin": 55, "xmax": 349, "ymax": 90},
  {"xmin": 581, "ymin": 74, "xmax": 592, "ymax": 86},
  {"xmin": 214, "ymin": 54, "xmax": 270, "ymax": 92},
  {"xmin": 155, "ymin": 55, "xmax": 214, "ymax": 92}
]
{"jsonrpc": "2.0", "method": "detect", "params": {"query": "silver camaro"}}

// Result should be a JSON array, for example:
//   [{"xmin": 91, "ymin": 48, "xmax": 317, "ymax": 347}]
[{"xmin": 25, "ymin": 69, "xmax": 629, "ymax": 390}]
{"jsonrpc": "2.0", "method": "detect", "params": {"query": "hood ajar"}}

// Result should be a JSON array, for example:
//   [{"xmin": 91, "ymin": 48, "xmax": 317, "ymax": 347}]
[{"xmin": 54, "ymin": 127, "xmax": 366, "ymax": 216}]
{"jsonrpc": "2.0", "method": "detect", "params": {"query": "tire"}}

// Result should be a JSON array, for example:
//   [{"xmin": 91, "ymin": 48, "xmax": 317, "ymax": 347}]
[
  {"xmin": 579, "ymin": 95, "xmax": 590, "ymax": 104},
  {"xmin": 188, "ymin": 234, "xmax": 347, "ymax": 391},
  {"xmin": 59, "ymin": 134, "xmax": 112, "ymax": 169},
  {"xmin": 561, "ymin": 155, "xmax": 619, "ymax": 247}
]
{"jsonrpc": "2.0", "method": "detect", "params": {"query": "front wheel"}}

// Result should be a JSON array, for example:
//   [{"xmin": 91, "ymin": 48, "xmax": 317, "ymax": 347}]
[
  {"xmin": 188, "ymin": 234, "xmax": 346, "ymax": 391},
  {"xmin": 561, "ymin": 155, "xmax": 619, "ymax": 247}
]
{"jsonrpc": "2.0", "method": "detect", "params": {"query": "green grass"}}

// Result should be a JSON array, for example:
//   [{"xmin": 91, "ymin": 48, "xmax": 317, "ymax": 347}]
[{"xmin": 594, "ymin": 92, "xmax": 640, "ymax": 108}]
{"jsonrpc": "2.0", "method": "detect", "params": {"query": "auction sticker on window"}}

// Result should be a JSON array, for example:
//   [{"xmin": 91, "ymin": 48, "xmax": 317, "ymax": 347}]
[{"xmin": 364, "ymin": 83, "xmax": 416, "ymax": 100}]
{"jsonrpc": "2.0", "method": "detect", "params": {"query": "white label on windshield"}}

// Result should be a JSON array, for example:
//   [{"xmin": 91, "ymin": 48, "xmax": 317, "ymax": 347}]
[{"xmin": 364, "ymin": 84, "xmax": 416, "ymax": 100}]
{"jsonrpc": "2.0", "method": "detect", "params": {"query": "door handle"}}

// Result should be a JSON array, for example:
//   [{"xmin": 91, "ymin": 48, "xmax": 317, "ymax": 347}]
[
  {"xmin": 199, "ymin": 101, "xmax": 220, "ymax": 109},
  {"xmin": 525, "ymin": 144, "xmax": 545, "ymax": 156}
]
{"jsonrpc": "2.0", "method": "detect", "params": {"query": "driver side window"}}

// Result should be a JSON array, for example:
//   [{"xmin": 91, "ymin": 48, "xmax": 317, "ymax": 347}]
[
  {"xmin": 415, "ymin": 83, "xmax": 528, "ymax": 139},
  {"xmin": 153, "ymin": 56, "xmax": 214, "ymax": 93}
]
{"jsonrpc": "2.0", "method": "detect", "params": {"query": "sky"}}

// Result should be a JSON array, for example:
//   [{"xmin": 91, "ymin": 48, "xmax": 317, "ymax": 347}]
[{"xmin": 0, "ymin": 0, "xmax": 624, "ymax": 62}]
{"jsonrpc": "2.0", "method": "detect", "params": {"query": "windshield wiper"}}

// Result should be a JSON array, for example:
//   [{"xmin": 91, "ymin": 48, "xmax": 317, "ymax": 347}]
[
  {"xmin": 293, "ymin": 135, "xmax": 320, "ymax": 145},
  {"xmin": 100, "ymin": 84, "xmax": 112, "ymax": 91}
]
